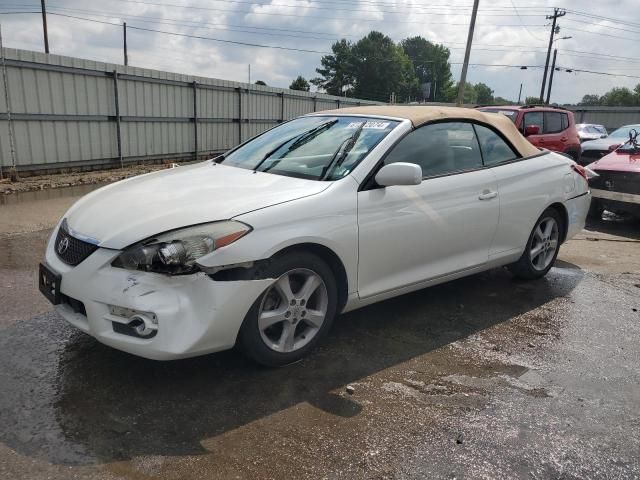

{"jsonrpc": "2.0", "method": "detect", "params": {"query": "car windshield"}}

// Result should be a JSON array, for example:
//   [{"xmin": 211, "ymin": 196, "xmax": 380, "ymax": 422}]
[
  {"xmin": 221, "ymin": 116, "xmax": 399, "ymax": 181},
  {"xmin": 478, "ymin": 109, "xmax": 518, "ymax": 123},
  {"xmin": 609, "ymin": 126, "xmax": 640, "ymax": 139}
]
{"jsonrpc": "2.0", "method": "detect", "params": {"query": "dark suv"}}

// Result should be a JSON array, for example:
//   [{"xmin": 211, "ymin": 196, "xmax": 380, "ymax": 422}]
[{"xmin": 478, "ymin": 105, "xmax": 581, "ymax": 162}]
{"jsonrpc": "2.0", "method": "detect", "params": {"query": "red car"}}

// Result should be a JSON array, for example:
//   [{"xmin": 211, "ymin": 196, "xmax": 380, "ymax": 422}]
[
  {"xmin": 478, "ymin": 105, "xmax": 582, "ymax": 162},
  {"xmin": 587, "ymin": 130, "xmax": 640, "ymax": 219}
]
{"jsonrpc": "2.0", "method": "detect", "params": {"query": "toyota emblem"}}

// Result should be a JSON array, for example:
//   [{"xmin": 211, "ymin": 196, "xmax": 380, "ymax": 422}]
[{"xmin": 57, "ymin": 237, "xmax": 70, "ymax": 255}]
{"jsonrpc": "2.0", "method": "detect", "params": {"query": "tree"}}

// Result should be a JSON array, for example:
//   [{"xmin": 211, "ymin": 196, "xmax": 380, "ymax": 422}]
[
  {"xmin": 474, "ymin": 83, "xmax": 494, "ymax": 104},
  {"xmin": 455, "ymin": 82, "xmax": 478, "ymax": 104},
  {"xmin": 289, "ymin": 76, "xmax": 310, "ymax": 91},
  {"xmin": 254, "ymin": 80, "xmax": 267, "ymax": 86},
  {"xmin": 578, "ymin": 94, "xmax": 601, "ymax": 106},
  {"xmin": 400, "ymin": 36, "xmax": 454, "ymax": 102},
  {"xmin": 312, "ymin": 32, "xmax": 418, "ymax": 102},
  {"xmin": 311, "ymin": 39, "xmax": 355, "ymax": 96},
  {"xmin": 493, "ymin": 96, "xmax": 515, "ymax": 106},
  {"xmin": 600, "ymin": 87, "xmax": 636, "ymax": 106},
  {"xmin": 524, "ymin": 96, "xmax": 540, "ymax": 105},
  {"xmin": 350, "ymin": 31, "xmax": 418, "ymax": 102}
]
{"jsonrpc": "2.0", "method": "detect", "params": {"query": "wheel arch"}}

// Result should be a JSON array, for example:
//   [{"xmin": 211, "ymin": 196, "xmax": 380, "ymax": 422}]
[
  {"xmin": 547, "ymin": 202, "xmax": 569, "ymax": 244},
  {"xmin": 271, "ymin": 243, "xmax": 349, "ymax": 312}
]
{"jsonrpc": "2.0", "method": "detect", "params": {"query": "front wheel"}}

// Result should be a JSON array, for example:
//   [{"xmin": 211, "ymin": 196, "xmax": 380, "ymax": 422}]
[
  {"xmin": 508, "ymin": 208, "xmax": 562, "ymax": 280},
  {"xmin": 238, "ymin": 252, "xmax": 338, "ymax": 367}
]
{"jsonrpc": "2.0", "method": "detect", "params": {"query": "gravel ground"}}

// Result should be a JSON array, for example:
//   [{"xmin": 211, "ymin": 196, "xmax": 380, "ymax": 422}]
[
  {"xmin": 0, "ymin": 163, "xmax": 186, "ymax": 196},
  {"xmin": 0, "ymin": 183, "xmax": 639, "ymax": 479}
]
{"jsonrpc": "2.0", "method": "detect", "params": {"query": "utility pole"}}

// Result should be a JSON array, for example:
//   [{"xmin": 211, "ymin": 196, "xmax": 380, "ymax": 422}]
[
  {"xmin": 546, "ymin": 49, "xmax": 558, "ymax": 104},
  {"xmin": 41, "ymin": 0, "xmax": 49, "ymax": 53},
  {"xmin": 540, "ymin": 8, "xmax": 565, "ymax": 102},
  {"xmin": 457, "ymin": 0, "xmax": 480, "ymax": 106},
  {"xmin": 518, "ymin": 83, "xmax": 523, "ymax": 104},
  {"xmin": 123, "ymin": 22, "xmax": 128, "ymax": 66}
]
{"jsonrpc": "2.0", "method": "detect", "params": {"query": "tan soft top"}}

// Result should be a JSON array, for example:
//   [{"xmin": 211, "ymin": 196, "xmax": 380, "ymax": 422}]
[{"xmin": 315, "ymin": 105, "xmax": 540, "ymax": 157}]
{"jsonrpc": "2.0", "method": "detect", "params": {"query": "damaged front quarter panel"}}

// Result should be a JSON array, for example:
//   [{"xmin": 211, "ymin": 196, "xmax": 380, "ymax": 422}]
[{"xmin": 201, "ymin": 258, "xmax": 275, "ymax": 282}]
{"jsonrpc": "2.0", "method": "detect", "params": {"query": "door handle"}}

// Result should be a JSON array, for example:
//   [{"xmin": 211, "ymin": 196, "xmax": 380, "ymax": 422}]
[
  {"xmin": 478, "ymin": 190, "xmax": 498, "ymax": 200},
  {"xmin": 538, "ymin": 138, "xmax": 545, "ymax": 143},
  {"xmin": 561, "ymin": 136, "xmax": 568, "ymax": 142}
]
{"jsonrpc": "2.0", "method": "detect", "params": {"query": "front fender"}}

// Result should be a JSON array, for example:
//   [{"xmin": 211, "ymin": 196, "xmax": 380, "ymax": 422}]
[{"xmin": 195, "ymin": 178, "xmax": 359, "ymax": 294}]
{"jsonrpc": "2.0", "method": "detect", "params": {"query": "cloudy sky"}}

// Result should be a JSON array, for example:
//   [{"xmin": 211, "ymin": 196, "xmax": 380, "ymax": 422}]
[{"xmin": 1, "ymin": 0, "xmax": 639, "ymax": 103}]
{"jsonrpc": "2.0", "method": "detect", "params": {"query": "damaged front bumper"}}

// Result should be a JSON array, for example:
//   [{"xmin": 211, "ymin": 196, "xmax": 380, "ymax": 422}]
[{"xmin": 43, "ymin": 229, "xmax": 273, "ymax": 360}]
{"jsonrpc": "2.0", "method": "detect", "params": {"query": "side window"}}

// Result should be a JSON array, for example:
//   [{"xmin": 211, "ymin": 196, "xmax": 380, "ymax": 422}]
[
  {"xmin": 522, "ymin": 112, "xmax": 543, "ymax": 133},
  {"xmin": 561, "ymin": 113, "xmax": 569, "ymax": 130},
  {"xmin": 474, "ymin": 124, "xmax": 519, "ymax": 166},
  {"xmin": 383, "ymin": 122, "xmax": 483, "ymax": 178},
  {"xmin": 544, "ymin": 112, "xmax": 564, "ymax": 133}
]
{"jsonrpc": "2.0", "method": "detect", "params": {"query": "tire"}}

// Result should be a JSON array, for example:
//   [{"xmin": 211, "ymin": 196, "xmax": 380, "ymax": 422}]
[
  {"xmin": 588, "ymin": 199, "xmax": 604, "ymax": 220},
  {"xmin": 238, "ymin": 252, "xmax": 338, "ymax": 367},
  {"xmin": 508, "ymin": 208, "xmax": 563, "ymax": 280}
]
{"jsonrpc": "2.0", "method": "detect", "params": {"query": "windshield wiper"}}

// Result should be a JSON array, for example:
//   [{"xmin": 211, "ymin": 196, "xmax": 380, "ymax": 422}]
[
  {"xmin": 288, "ymin": 119, "xmax": 338, "ymax": 152},
  {"xmin": 252, "ymin": 119, "xmax": 338, "ymax": 173},
  {"xmin": 320, "ymin": 121, "xmax": 366, "ymax": 180}
]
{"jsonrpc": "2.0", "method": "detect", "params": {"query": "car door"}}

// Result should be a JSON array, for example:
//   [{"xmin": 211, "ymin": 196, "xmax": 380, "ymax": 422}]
[
  {"xmin": 474, "ymin": 122, "xmax": 558, "ymax": 256},
  {"xmin": 357, "ymin": 121, "xmax": 500, "ymax": 299},
  {"xmin": 543, "ymin": 111, "xmax": 567, "ymax": 153}
]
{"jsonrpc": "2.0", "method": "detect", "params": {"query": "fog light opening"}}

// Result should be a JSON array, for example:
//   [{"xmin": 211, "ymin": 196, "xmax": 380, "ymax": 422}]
[{"xmin": 128, "ymin": 314, "xmax": 157, "ymax": 338}]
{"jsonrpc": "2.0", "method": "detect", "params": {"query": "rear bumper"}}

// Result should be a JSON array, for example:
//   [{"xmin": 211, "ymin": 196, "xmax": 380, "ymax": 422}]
[
  {"xmin": 565, "ymin": 192, "xmax": 591, "ymax": 240},
  {"xmin": 591, "ymin": 188, "xmax": 640, "ymax": 205}
]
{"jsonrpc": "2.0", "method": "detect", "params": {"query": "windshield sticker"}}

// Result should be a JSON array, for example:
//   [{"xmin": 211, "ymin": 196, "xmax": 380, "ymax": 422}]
[{"xmin": 347, "ymin": 121, "xmax": 391, "ymax": 130}]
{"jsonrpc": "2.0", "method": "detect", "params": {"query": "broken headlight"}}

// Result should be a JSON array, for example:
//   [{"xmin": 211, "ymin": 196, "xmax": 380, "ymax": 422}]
[{"xmin": 112, "ymin": 221, "xmax": 251, "ymax": 274}]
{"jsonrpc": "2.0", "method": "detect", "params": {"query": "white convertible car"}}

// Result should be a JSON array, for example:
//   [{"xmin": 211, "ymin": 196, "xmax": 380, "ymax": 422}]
[{"xmin": 40, "ymin": 106, "xmax": 590, "ymax": 366}]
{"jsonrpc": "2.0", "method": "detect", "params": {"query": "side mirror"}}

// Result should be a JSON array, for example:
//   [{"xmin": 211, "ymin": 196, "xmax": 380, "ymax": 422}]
[
  {"xmin": 375, "ymin": 162, "xmax": 422, "ymax": 187},
  {"xmin": 524, "ymin": 125, "xmax": 540, "ymax": 137}
]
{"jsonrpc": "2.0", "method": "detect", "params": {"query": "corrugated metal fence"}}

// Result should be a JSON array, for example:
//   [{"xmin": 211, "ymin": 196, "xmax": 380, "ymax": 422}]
[
  {"xmin": 568, "ymin": 107, "xmax": 640, "ymax": 131},
  {"xmin": 0, "ymin": 48, "xmax": 380, "ymax": 174}
]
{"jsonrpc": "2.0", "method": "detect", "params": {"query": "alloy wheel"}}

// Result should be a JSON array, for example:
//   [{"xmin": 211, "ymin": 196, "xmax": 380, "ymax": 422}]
[
  {"xmin": 258, "ymin": 268, "xmax": 328, "ymax": 353},
  {"xmin": 529, "ymin": 216, "xmax": 559, "ymax": 271}
]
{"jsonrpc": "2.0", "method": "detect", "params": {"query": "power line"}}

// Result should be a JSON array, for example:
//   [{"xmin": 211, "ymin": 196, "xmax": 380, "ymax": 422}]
[
  {"xmin": 0, "ymin": 9, "xmax": 550, "ymax": 54},
  {"xmin": 557, "ymin": 65, "xmax": 640, "ymax": 80},
  {"xmin": 562, "ymin": 17, "xmax": 640, "ymax": 36},
  {"xmin": 8, "ymin": 6, "xmax": 640, "ymax": 84},
  {"xmin": 562, "ymin": 27, "xmax": 640, "ymax": 42},
  {"xmin": 563, "ymin": 9, "xmax": 640, "ymax": 29},
  {"xmin": 2, "ymin": 4, "xmax": 556, "ymax": 47},
  {"xmin": 59, "ymin": 0, "xmax": 552, "ymax": 16},
  {"xmin": 42, "ymin": 5, "xmax": 345, "ymax": 41},
  {"xmin": 508, "ymin": 0, "xmax": 545, "ymax": 42},
  {"xmin": 60, "ymin": 0, "xmax": 549, "ymax": 26},
  {"xmin": 26, "ymin": 5, "xmax": 558, "ymax": 49},
  {"xmin": 43, "ymin": 12, "xmax": 335, "ymax": 54},
  {"xmin": 559, "ymin": 53, "xmax": 640, "ymax": 66}
]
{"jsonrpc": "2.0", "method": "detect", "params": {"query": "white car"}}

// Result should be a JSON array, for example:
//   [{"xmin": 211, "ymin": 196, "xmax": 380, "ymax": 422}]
[{"xmin": 40, "ymin": 106, "xmax": 591, "ymax": 366}]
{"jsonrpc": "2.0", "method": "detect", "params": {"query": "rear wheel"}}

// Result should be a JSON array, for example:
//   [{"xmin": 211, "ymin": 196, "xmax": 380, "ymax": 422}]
[
  {"xmin": 509, "ymin": 208, "xmax": 562, "ymax": 280},
  {"xmin": 238, "ymin": 252, "xmax": 338, "ymax": 367}
]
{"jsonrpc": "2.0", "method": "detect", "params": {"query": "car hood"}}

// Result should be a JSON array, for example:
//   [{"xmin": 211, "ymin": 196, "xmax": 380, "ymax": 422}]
[
  {"xmin": 581, "ymin": 138, "xmax": 621, "ymax": 150},
  {"xmin": 579, "ymin": 133, "xmax": 605, "ymax": 141},
  {"xmin": 588, "ymin": 151, "xmax": 640, "ymax": 173},
  {"xmin": 64, "ymin": 162, "xmax": 331, "ymax": 249}
]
